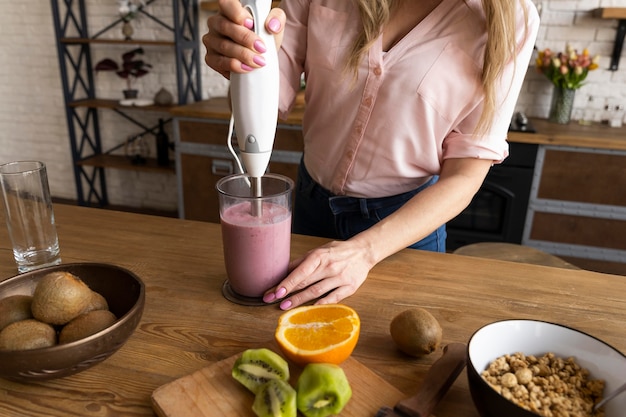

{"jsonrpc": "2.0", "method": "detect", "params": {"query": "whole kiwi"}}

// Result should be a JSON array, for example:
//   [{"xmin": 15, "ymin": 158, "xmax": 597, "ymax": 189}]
[
  {"xmin": 59, "ymin": 309, "xmax": 117, "ymax": 344},
  {"xmin": 0, "ymin": 319, "xmax": 57, "ymax": 350},
  {"xmin": 0, "ymin": 295, "xmax": 33, "ymax": 331},
  {"xmin": 389, "ymin": 308, "xmax": 443, "ymax": 357},
  {"xmin": 296, "ymin": 363, "xmax": 352, "ymax": 417},
  {"xmin": 31, "ymin": 271, "xmax": 93, "ymax": 325},
  {"xmin": 83, "ymin": 290, "xmax": 109, "ymax": 314}
]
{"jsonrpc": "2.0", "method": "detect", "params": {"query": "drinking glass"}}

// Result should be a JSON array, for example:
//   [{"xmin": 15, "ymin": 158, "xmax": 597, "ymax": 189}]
[{"xmin": 0, "ymin": 161, "xmax": 61, "ymax": 273}]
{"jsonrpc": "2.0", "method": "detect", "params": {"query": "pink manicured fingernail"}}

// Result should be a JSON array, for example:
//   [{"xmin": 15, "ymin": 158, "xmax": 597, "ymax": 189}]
[
  {"xmin": 268, "ymin": 18, "xmax": 281, "ymax": 32},
  {"xmin": 280, "ymin": 300, "xmax": 292, "ymax": 310},
  {"xmin": 244, "ymin": 18, "xmax": 254, "ymax": 29},
  {"xmin": 263, "ymin": 292, "xmax": 276, "ymax": 302},
  {"xmin": 253, "ymin": 55, "xmax": 266, "ymax": 66},
  {"xmin": 276, "ymin": 287, "xmax": 287, "ymax": 298},
  {"xmin": 241, "ymin": 63, "xmax": 254, "ymax": 71},
  {"xmin": 254, "ymin": 40, "xmax": 266, "ymax": 53}
]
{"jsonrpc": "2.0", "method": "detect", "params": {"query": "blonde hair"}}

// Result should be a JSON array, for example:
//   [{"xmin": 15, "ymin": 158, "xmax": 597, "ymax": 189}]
[{"xmin": 347, "ymin": 0, "xmax": 529, "ymax": 135}]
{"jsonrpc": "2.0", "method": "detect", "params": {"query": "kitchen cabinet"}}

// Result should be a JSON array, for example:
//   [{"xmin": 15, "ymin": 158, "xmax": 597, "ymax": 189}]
[
  {"xmin": 523, "ymin": 145, "xmax": 626, "ymax": 266},
  {"xmin": 509, "ymin": 118, "xmax": 626, "ymax": 270},
  {"xmin": 50, "ymin": 0, "xmax": 202, "ymax": 208},
  {"xmin": 172, "ymin": 98, "xmax": 304, "ymax": 222}
]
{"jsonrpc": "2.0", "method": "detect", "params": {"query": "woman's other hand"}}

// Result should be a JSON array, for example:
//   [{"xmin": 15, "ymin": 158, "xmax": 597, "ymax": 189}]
[{"xmin": 203, "ymin": 0, "xmax": 285, "ymax": 79}]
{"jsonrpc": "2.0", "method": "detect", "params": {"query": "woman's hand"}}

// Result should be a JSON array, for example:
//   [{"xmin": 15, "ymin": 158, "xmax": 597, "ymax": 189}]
[
  {"xmin": 263, "ymin": 239, "xmax": 377, "ymax": 310},
  {"xmin": 202, "ymin": 0, "xmax": 285, "ymax": 79}
]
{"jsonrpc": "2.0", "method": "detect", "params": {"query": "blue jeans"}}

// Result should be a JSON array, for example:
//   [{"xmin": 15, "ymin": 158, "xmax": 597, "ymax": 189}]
[{"xmin": 292, "ymin": 162, "xmax": 446, "ymax": 252}]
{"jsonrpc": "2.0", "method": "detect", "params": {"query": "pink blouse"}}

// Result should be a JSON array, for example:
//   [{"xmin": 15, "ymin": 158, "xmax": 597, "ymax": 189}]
[{"xmin": 278, "ymin": 0, "xmax": 539, "ymax": 198}]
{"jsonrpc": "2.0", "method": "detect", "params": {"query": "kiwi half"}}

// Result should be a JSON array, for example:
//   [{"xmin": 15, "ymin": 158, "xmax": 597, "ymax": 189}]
[
  {"xmin": 296, "ymin": 363, "xmax": 352, "ymax": 417},
  {"xmin": 232, "ymin": 348, "xmax": 291, "ymax": 394},
  {"xmin": 252, "ymin": 378, "xmax": 297, "ymax": 417}
]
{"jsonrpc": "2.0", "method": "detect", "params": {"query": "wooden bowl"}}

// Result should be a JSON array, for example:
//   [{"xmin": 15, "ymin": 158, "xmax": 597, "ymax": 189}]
[
  {"xmin": 467, "ymin": 320, "xmax": 626, "ymax": 417},
  {"xmin": 0, "ymin": 263, "xmax": 145, "ymax": 382}
]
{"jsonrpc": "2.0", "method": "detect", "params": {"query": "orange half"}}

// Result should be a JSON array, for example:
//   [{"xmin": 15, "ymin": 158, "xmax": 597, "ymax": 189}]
[{"xmin": 274, "ymin": 304, "xmax": 360, "ymax": 366}]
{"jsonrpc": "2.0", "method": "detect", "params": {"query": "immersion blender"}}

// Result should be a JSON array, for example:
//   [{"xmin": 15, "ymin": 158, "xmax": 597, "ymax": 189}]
[{"xmin": 230, "ymin": 0, "xmax": 279, "ymax": 216}]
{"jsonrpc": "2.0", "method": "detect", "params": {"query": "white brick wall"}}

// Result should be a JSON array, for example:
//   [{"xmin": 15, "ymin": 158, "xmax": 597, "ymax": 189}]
[
  {"xmin": 0, "ymin": 0, "xmax": 624, "ymax": 212},
  {"xmin": 518, "ymin": 0, "xmax": 626, "ymax": 120}
]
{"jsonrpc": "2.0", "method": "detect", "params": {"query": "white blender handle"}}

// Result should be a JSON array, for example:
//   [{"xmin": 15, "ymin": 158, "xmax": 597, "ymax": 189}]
[{"xmin": 230, "ymin": 0, "xmax": 279, "ymax": 179}]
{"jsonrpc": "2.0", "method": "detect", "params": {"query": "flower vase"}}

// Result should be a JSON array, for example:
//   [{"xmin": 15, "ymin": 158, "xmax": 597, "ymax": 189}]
[{"xmin": 549, "ymin": 86, "xmax": 576, "ymax": 124}]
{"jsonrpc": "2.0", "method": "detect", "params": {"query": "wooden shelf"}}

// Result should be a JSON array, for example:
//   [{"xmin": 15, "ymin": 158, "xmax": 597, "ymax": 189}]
[
  {"xmin": 61, "ymin": 37, "xmax": 175, "ymax": 46},
  {"xmin": 69, "ymin": 98, "xmax": 175, "ymax": 112},
  {"xmin": 593, "ymin": 8, "xmax": 626, "ymax": 70},
  {"xmin": 594, "ymin": 8, "xmax": 626, "ymax": 19},
  {"xmin": 52, "ymin": 0, "xmax": 200, "ymax": 209},
  {"xmin": 77, "ymin": 154, "xmax": 175, "ymax": 173}
]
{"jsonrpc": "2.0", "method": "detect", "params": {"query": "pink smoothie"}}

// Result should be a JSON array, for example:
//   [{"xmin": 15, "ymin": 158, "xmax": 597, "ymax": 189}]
[{"xmin": 220, "ymin": 201, "xmax": 291, "ymax": 297}]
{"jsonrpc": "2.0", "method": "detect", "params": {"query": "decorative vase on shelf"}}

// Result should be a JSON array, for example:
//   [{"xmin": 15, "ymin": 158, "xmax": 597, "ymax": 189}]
[
  {"xmin": 154, "ymin": 88, "xmax": 174, "ymax": 106},
  {"xmin": 122, "ymin": 21, "xmax": 134, "ymax": 40},
  {"xmin": 548, "ymin": 86, "xmax": 576, "ymax": 125}
]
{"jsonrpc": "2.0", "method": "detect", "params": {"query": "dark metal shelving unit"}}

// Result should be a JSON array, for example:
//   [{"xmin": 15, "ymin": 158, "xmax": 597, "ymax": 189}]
[{"xmin": 50, "ymin": 0, "xmax": 201, "ymax": 207}]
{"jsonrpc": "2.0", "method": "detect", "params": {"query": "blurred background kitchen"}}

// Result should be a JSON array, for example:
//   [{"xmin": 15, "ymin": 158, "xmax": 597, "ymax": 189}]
[{"xmin": 0, "ymin": 0, "xmax": 624, "ymax": 273}]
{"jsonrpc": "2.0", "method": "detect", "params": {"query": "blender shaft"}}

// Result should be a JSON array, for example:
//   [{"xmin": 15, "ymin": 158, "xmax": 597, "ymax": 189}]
[{"xmin": 251, "ymin": 176, "xmax": 263, "ymax": 217}]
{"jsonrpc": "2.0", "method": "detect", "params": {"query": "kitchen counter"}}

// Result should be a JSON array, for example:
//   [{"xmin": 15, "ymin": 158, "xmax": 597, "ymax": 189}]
[
  {"xmin": 171, "ymin": 98, "xmax": 626, "ymax": 151},
  {"xmin": 508, "ymin": 118, "xmax": 626, "ymax": 151},
  {"xmin": 170, "ymin": 96, "xmax": 305, "ymax": 127},
  {"xmin": 0, "ymin": 204, "xmax": 624, "ymax": 416}
]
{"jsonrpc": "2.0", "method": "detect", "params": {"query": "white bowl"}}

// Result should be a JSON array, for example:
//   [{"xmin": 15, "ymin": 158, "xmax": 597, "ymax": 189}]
[{"xmin": 467, "ymin": 320, "xmax": 626, "ymax": 417}]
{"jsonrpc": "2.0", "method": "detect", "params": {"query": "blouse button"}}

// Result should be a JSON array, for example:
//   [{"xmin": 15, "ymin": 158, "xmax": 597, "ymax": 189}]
[{"xmin": 373, "ymin": 66, "xmax": 382, "ymax": 76}]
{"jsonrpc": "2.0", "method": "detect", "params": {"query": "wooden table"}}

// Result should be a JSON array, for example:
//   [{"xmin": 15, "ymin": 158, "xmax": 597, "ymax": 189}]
[{"xmin": 0, "ymin": 204, "xmax": 625, "ymax": 416}]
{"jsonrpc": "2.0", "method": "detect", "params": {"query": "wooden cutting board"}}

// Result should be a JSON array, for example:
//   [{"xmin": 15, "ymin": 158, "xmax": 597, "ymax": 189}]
[{"xmin": 151, "ymin": 350, "xmax": 405, "ymax": 417}]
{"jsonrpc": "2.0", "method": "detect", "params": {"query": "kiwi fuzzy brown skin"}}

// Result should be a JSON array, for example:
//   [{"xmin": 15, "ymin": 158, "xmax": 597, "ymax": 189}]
[
  {"xmin": 31, "ymin": 271, "xmax": 93, "ymax": 325},
  {"xmin": 0, "ymin": 319, "xmax": 57, "ymax": 351},
  {"xmin": 0, "ymin": 295, "xmax": 33, "ymax": 331},
  {"xmin": 59, "ymin": 309, "xmax": 117, "ymax": 344},
  {"xmin": 232, "ymin": 348, "xmax": 291, "ymax": 395},
  {"xmin": 389, "ymin": 308, "xmax": 443, "ymax": 357},
  {"xmin": 83, "ymin": 291, "xmax": 109, "ymax": 314}
]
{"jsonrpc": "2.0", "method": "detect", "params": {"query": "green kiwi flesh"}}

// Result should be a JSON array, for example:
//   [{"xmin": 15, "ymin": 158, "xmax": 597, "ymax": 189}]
[
  {"xmin": 232, "ymin": 348, "xmax": 290, "ymax": 394},
  {"xmin": 296, "ymin": 363, "xmax": 352, "ymax": 417},
  {"xmin": 252, "ymin": 378, "xmax": 296, "ymax": 417}
]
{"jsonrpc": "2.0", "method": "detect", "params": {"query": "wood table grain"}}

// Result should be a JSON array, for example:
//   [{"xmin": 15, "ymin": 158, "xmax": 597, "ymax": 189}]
[{"xmin": 0, "ymin": 204, "xmax": 624, "ymax": 416}]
